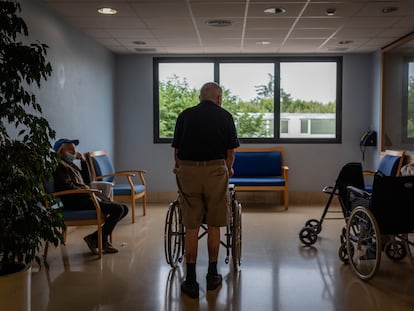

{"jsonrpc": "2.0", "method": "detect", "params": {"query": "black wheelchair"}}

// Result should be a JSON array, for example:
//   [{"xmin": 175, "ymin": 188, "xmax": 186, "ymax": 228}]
[
  {"xmin": 164, "ymin": 184, "xmax": 242, "ymax": 271},
  {"xmin": 345, "ymin": 172, "xmax": 414, "ymax": 280},
  {"xmin": 299, "ymin": 162, "xmax": 365, "ymax": 250}
]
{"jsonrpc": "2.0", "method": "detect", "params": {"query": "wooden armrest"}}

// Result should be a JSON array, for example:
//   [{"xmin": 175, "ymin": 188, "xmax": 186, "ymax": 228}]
[
  {"xmin": 106, "ymin": 170, "xmax": 148, "ymax": 186},
  {"xmin": 116, "ymin": 169, "xmax": 147, "ymax": 174},
  {"xmin": 52, "ymin": 189, "xmax": 102, "ymax": 197},
  {"xmin": 51, "ymin": 189, "xmax": 102, "ymax": 215},
  {"xmin": 90, "ymin": 181, "xmax": 114, "ymax": 186},
  {"xmin": 363, "ymin": 170, "xmax": 375, "ymax": 176},
  {"xmin": 98, "ymin": 172, "xmax": 135, "ymax": 179}
]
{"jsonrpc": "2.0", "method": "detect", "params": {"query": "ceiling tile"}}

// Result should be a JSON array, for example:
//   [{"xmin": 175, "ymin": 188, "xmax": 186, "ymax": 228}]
[{"xmin": 38, "ymin": 0, "xmax": 414, "ymax": 54}]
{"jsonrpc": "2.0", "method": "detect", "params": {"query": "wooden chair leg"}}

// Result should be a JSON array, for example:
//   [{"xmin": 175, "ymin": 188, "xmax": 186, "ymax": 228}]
[
  {"xmin": 97, "ymin": 225, "xmax": 103, "ymax": 258},
  {"xmin": 284, "ymin": 190, "xmax": 289, "ymax": 210},
  {"xmin": 131, "ymin": 195, "xmax": 136, "ymax": 223},
  {"xmin": 142, "ymin": 194, "xmax": 146, "ymax": 216}
]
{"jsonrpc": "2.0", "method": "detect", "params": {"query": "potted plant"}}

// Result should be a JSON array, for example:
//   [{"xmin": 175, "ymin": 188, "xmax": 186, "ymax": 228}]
[{"xmin": 0, "ymin": 1, "xmax": 65, "ymax": 309}]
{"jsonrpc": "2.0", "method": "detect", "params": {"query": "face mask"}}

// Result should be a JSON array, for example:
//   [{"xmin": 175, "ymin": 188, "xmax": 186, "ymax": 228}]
[{"xmin": 65, "ymin": 152, "xmax": 76, "ymax": 163}]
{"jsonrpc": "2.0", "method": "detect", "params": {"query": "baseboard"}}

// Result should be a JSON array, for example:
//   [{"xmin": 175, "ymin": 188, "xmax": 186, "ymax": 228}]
[{"xmin": 146, "ymin": 191, "xmax": 340, "ymax": 206}]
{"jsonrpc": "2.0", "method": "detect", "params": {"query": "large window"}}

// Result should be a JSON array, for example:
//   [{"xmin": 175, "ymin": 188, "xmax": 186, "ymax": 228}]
[
  {"xmin": 403, "ymin": 58, "xmax": 414, "ymax": 142},
  {"xmin": 154, "ymin": 57, "xmax": 342, "ymax": 143}
]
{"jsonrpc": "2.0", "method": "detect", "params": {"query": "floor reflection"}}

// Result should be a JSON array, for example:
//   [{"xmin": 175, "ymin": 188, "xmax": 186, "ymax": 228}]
[{"xmin": 31, "ymin": 204, "xmax": 414, "ymax": 311}]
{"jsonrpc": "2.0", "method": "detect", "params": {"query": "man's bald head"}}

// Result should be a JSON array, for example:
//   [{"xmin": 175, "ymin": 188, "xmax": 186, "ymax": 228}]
[{"xmin": 199, "ymin": 82, "xmax": 223, "ymax": 106}]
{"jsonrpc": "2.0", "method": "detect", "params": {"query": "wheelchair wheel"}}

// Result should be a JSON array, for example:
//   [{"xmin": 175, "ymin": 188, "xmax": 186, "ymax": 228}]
[
  {"xmin": 299, "ymin": 226, "xmax": 318, "ymax": 246},
  {"xmin": 164, "ymin": 200, "xmax": 185, "ymax": 268},
  {"xmin": 338, "ymin": 242, "xmax": 353, "ymax": 263},
  {"xmin": 404, "ymin": 233, "xmax": 414, "ymax": 265},
  {"xmin": 231, "ymin": 199, "xmax": 242, "ymax": 271},
  {"xmin": 346, "ymin": 207, "xmax": 381, "ymax": 280}
]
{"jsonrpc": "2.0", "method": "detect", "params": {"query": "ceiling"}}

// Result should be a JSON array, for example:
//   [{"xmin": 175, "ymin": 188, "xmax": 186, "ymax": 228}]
[{"xmin": 38, "ymin": 0, "xmax": 414, "ymax": 55}]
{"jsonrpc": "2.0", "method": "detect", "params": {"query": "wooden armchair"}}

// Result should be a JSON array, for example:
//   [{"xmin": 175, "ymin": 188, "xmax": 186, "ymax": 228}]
[
  {"xmin": 87, "ymin": 150, "xmax": 147, "ymax": 222},
  {"xmin": 43, "ymin": 180, "xmax": 105, "ymax": 258}
]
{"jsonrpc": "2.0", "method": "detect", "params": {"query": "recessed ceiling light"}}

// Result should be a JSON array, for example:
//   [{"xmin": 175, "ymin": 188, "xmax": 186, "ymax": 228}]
[
  {"xmin": 326, "ymin": 8, "xmax": 336, "ymax": 16},
  {"xmin": 206, "ymin": 19, "xmax": 232, "ymax": 27},
  {"xmin": 382, "ymin": 6, "xmax": 398, "ymax": 14},
  {"xmin": 256, "ymin": 41, "xmax": 271, "ymax": 45},
  {"xmin": 338, "ymin": 40, "xmax": 353, "ymax": 45},
  {"xmin": 98, "ymin": 7, "xmax": 117, "ymax": 15},
  {"xmin": 264, "ymin": 7, "xmax": 286, "ymax": 15}
]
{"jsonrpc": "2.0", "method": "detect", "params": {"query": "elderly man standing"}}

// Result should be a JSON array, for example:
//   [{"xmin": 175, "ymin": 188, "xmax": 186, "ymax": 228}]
[
  {"xmin": 172, "ymin": 82, "xmax": 240, "ymax": 298},
  {"xmin": 53, "ymin": 138, "xmax": 128, "ymax": 254}
]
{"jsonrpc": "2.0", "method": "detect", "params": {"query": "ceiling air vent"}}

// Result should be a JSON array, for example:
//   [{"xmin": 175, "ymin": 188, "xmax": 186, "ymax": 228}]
[
  {"xmin": 135, "ymin": 48, "xmax": 157, "ymax": 52},
  {"xmin": 206, "ymin": 19, "xmax": 232, "ymax": 27}
]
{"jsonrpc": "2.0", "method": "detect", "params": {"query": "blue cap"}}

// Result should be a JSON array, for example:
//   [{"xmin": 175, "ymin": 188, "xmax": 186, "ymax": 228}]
[{"xmin": 53, "ymin": 138, "xmax": 79, "ymax": 152}]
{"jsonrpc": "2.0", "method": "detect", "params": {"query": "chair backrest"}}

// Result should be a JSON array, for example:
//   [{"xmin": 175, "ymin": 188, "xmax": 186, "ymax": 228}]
[
  {"xmin": 335, "ymin": 162, "xmax": 364, "ymax": 210},
  {"xmin": 232, "ymin": 147, "xmax": 284, "ymax": 177},
  {"xmin": 377, "ymin": 150, "xmax": 404, "ymax": 176},
  {"xmin": 371, "ymin": 173, "xmax": 414, "ymax": 234},
  {"xmin": 88, "ymin": 151, "xmax": 115, "ymax": 183}
]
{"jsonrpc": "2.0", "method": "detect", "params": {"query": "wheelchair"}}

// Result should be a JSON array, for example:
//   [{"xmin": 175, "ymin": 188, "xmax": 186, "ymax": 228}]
[
  {"xmin": 345, "ymin": 172, "xmax": 414, "ymax": 280},
  {"xmin": 299, "ymin": 162, "xmax": 365, "ymax": 249},
  {"xmin": 164, "ymin": 184, "xmax": 242, "ymax": 271}
]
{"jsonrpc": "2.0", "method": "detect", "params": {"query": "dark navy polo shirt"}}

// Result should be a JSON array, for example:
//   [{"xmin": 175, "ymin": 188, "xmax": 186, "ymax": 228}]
[{"xmin": 172, "ymin": 100, "xmax": 240, "ymax": 161}]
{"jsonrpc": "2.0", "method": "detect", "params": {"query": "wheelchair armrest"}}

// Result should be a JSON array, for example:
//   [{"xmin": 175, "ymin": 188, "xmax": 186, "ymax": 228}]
[
  {"xmin": 347, "ymin": 186, "xmax": 370, "ymax": 200},
  {"xmin": 322, "ymin": 185, "xmax": 335, "ymax": 195}
]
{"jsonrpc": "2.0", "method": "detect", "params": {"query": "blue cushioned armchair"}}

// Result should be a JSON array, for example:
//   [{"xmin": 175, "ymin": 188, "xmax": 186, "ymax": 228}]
[
  {"xmin": 43, "ymin": 180, "xmax": 105, "ymax": 258},
  {"xmin": 364, "ymin": 149, "xmax": 405, "ymax": 192},
  {"xmin": 87, "ymin": 150, "xmax": 147, "ymax": 222}
]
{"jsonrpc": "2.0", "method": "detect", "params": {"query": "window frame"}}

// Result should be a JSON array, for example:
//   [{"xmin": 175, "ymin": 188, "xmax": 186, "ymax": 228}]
[
  {"xmin": 153, "ymin": 56, "xmax": 342, "ymax": 144},
  {"xmin": 402, "ymin": 57, "xmax": 414, "ymax": 144}
]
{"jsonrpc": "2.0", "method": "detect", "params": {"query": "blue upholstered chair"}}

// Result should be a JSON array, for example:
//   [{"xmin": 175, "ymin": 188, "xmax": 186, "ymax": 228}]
[
  {"xmin": 229, "ymin": 147, "xmax": 289, "ymax": 210},
  {"xmin": 364, "ymin": 149, "xmax": 405, "ymax": 192},
  {"xmin": 87, "ymin": 150, "xmax": 147, "ymax": 223},
  {"xmin": 43, "ymin": 180, "xmax": 105, "ymax": 258}
]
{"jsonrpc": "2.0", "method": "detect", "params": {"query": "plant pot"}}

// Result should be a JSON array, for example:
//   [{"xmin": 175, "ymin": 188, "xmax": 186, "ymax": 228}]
[{"xmin": 0, "ymin": 263, "xmax": 31, "ymax": 311}]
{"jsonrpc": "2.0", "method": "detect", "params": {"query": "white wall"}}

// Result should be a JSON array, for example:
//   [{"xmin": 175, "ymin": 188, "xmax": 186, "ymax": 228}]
[
  {"xmin": 115, "ymin": 53, "xmax": 379, "ymax": 193},
  {"xmin": 19, "ymin": 0, "xmax": 382, "ymax": 195},
  {"xmin": 20, "ymin": 0, "xmax": 116, "ymax": 158}
]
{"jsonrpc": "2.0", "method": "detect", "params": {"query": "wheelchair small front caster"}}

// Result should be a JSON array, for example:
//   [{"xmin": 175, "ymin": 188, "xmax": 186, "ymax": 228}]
[
  {"xmin": 385, "ymin": 240, "xmax": 406, "ymax": 260},
  {"xmin": 299, "ymin": 226, "xmax": 318, "ymax": 246},
  {"xmin": 305, "ymin": 219, "xmax": 322, "ymax": 234}
]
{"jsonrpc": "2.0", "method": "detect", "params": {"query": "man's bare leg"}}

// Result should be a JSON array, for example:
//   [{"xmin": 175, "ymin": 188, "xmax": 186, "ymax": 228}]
[
  {"xmin": 181, "ymin": 227, "xmax": 200, "ymax": 298},
  {"xmin": 207, "ymin": 226, "xmax": 220, "ymax": 263},
  {"xmin": 206, "ymin": 226, "xmax": 222, "ymax": 290}
]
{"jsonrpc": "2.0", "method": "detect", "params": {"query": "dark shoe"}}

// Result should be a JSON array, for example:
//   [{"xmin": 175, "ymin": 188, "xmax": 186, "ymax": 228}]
[
  {"xmin": 181, "ymin": 280, "xmax": 199, "ymax": 299},
  {"xmin": 83, "ymin": 234, "xmax": 98, "ymax": 255},
  {"xmin": 206, "ymin": 273, "xmax": 222, "ymax": 291},
  {"xmin": 103, "ymin": 241, "xmax": 119, "ymax": 254}
]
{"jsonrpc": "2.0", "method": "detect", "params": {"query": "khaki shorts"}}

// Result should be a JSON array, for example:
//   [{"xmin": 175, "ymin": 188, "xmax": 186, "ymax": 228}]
[{"xmin": 175, "ymin": 160, "xmax": 230, "ymax": 229}]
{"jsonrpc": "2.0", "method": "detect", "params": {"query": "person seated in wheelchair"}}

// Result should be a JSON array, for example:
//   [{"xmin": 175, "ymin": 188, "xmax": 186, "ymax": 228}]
[
  {"xmin": 53, "ymin": 138, "xmax": 128, "ymax": 254},
  {"xmin": 172, "ymin": 82, "xmax": 240, "ymax": 299}
]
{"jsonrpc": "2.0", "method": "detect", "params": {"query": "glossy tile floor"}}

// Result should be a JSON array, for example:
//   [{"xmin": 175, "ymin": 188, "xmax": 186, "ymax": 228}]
[{"xmin": 31, "ymin": 202, "xmax": 414, "ymax": 311}]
